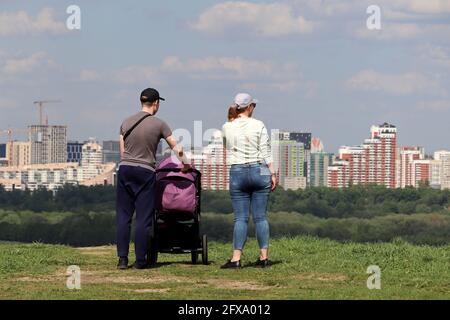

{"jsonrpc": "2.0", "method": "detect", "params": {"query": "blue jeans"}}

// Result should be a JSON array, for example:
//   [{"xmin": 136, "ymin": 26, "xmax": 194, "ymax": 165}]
[
  {"xmin": 116, "ymin": 165, "xmax": 156, "ymax": 264},
  {"xmin": 229, "ymin": 163, "xmax": 272, "ymax": 251}
]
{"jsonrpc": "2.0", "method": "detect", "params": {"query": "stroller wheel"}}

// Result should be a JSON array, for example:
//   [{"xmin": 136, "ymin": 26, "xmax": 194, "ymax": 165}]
[
  {"xmin": 191, "ymin": 251, "xmax": 199, "ymax": 265},
  {"xmin": 202, "ymin": 234, "xmax": 208, "ymax": 265}
]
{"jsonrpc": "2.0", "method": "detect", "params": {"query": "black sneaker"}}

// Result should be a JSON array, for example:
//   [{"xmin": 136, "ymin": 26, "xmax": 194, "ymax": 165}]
[
  {"xmin": 117, "ymin": 257, "xmax": 128, "ymax": 270},
  {"xmin": 220, "ymin": 260, "xmax": 241, "ymax": 269},
  {"xmin": 254, "ymin": 259, "xmax": 270, "ymax": 268},
  {"xmin": 133, "ymin": 261, "xmax": 150, "ymax": 270}
]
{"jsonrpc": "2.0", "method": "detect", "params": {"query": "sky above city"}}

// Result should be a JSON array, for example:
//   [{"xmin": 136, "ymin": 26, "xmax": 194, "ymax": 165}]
[{"xmin": 0, "ymin": 0, "xmax": 449, "ymax": 154}]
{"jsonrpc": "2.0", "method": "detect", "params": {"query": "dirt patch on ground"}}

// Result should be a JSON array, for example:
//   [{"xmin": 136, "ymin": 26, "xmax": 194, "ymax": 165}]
[
  {"xmin": 101, "ymin": 275, "xmax": 191, "ymax": 285},
  {"xmin": 77, "ymin": 247, "xmax": 114, "ymax": 256},
  {"xmin": 206, "ymin": 279, "xmax": 275, "ymax": 291},
  {"xmin": 294, "ymin": 272, "xmax": 348, "ymax": 282},
  {"xmin": 16, "ymin": 268, "xmax": 192, "ymax": 286},
  {"xmin": 14, "ymin": 266, "xmax": 284, "ymax": 291},
  {"xmin": 123, "ymin": 288, "xmax": 170, "ymax": 293}
]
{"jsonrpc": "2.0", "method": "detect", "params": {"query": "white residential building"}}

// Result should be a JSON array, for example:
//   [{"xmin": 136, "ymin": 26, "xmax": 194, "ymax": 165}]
[
  {"xmin": 81, "ymin": 138, "xmax": 104, "ymax": 181},
  {"xmin": 189, "ymin": 131, "xmax": 230, "ymax": 191},
  {"xmin": 434, "ymin": 150, "xmax": 450, "ymax": 190}
]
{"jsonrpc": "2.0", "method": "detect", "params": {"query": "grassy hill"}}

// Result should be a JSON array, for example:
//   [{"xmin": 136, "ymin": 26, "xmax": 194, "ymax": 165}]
[{"xmin": 0, "ymin": 237, "xmax": 449, "ymax": 300}]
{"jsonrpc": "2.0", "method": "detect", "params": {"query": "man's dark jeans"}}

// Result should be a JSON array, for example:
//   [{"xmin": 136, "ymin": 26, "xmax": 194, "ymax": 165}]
[{"xmin": 116, "ymin": 165, "xmax": 156, "ymax": 264}]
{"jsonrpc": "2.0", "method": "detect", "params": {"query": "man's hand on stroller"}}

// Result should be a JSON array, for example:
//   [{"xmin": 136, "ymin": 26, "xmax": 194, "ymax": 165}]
[{"xmin": 181, "ymin": 163, "xmax": 192, "ymax": 173}]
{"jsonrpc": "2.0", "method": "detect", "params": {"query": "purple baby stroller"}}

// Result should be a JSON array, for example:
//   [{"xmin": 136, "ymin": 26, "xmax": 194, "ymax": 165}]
[{"xmin": 147, "ymin": 155, "xmax": 208, "ymax": 265}]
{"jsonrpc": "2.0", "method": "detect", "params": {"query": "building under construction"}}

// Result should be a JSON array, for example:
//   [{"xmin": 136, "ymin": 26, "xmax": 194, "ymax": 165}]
[{"xmin": 29, "ymin": 125, "xmax": 67, "ymax": 165}]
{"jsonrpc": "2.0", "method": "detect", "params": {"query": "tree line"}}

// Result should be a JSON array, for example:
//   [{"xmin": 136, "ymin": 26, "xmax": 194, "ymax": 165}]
[
  {"xmin": 0, "ymin": 184, "xmax": 448, "ymax": 218},
  {"xmin": 1, "ymin": 211, "xmax": 449, "ymax": 246}
]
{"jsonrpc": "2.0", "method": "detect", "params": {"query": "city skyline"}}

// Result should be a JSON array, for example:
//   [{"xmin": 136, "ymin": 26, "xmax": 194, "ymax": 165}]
[
  {"xmin": 0, "ymin": 1, "xmax": 449, "ymax": 154},
  {"xmin": 0, "ymin": 119, "xmax": 448, "ymax": 157},
  {"xmin": 1, "ymin": 120, "xmax": 449, "ymax": 191}
]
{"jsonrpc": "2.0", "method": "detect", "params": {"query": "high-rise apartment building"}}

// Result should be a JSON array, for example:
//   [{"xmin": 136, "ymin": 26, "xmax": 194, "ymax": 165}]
[
  {"xmin": 369, "ymin": 123, "xmax": 398, "ymax": 188},
  {"xmin": 338, "ymin": 146, "xmax": 366, "ymax": 185},
  {"xmin": 434, "ymin": 150, "xmax": 450, "ymax": 190},
  {"xmin": 398, "ymin": 146, "xmax": 425, "ymax": 188},
  {"xmin": 327, "ymin": 159, "xmax": 350, "ymax": 188},
  {"xmin": 411, "ymin": 160, "xmax": 431, "ymax": 188},
  {"xmin": 6, "ymin": 141, "xmax": 31, "ymax": 167},
  {"xmin": 190, "ymin": 131, "xmax": 229, "ymax": 191},
  {"xmin": 273, "ymin": 131, "xmax": 311, "ymax": 181},
  {"xmin": 272, "ymin": 140, "xmax": 306, "ymax": 190},
  {"xmin": 430, "ymin": 159, "xmax": 442, "ymax": 189},
  {"xmin": 310, "ymin": 152, "xmax": 333, "ymax": 187},
  {"xmin": 81, "ymin": 138, "xmax": 103, "ymax": 181},
  {"xmin": 67, "ymin": 141, "xmax": 83, "ymax": 164},
  {"xmin": 0, "ymin": 144, "xmax": 6, "ymax": 159},
  {"xmin": 328, "ymin": 123, "xmax": 398, "ymax": 189},
  {"xmin": 29, "ymin": 125, "xmax": 67, "ymax": 164},
  {"xmin": 311, "ymin": 137, "xmax": 324, "ymax": 153},
  {"xmin": 102, "ymin": 140, "xmax": 121, "ymax": 164}
]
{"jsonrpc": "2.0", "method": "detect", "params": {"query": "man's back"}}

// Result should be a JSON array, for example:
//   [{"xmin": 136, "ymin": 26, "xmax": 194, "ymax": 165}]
[{"xmin": 120, "ymin": 111, "xmax": 172, "ymax": 171}]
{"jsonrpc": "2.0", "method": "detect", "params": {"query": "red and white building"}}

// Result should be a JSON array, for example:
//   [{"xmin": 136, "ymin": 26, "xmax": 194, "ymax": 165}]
[
  {"xmin": 368, "ymin": 123, "xmax": 397, "ymax": 188},
  {"xmin": 398, "ymin": 146, "xmax": 425, "ymax": 188},
  {"xmin": 338, "ymin": 146, "xmax": 365, "ymax": 185},
  {"xmin": 411, "ymin": 160, "xmax": 432, "ymax": 188},
  {"xmin": 189, "ymin": 131, "xmax": 230, "ymax": 191},
  {"xmin": 327, "ymin": 159, "xmax": 350, "ymax": 188},
  {"xmin": 328, "ymin": 123, "xmax": 398, "ymax": 188}
]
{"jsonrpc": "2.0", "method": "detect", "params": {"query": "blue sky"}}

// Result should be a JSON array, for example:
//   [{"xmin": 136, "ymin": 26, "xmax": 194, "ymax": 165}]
[{"xmin": 0, "ymin": 0, "xmax": 449, "ymax": 154}]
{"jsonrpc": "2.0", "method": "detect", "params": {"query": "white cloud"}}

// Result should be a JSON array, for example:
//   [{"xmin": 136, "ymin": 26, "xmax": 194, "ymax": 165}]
[
  {"xmin": 288, "ymin": 0, "xmax": 450, "ymax": 40},
  {"xmin": 79, "ymin": 69, "xmax": 101, "ymax": 82},
  {"xmin": 290, "ymin": 0, "xmax": 358, "ymax": 17},
  {"xmin": 191, "ymin": 1, "xmax": 314, "ymax": 37},
  {"xmin": 346, "ymin": 70, "xmax": 443, "ymax": 96},
  {"xmin": 161, "ymin": 55, "xmax": 305, "ymax": 92},
  {"xmin": 2, "ymin": 51, "xmax": 55, "ymax": 75},
  {"xmin": 113, "ymin": 65, "xmax": 163, "ymax": 85},
  {"xmin": 387, "ymin": 0, "xmax": 450, "ymax": 14},
  {"xmin": 355, "ymin": 21, "xmax": 450, "ymax": 40},
  {"xmin": 162, "ymin": 56, "xmax": 276, "ymax": 79},
  {"xmin": 355, "ymin": 22, "xmax": 422, "ymax": 39},
  {"xmin": 0, "ymin": 8, "xmax": 67, "ymax": 36},
  {"xmin": 420, "ymin": 45, "xmax": 450, "ymax": 68}
]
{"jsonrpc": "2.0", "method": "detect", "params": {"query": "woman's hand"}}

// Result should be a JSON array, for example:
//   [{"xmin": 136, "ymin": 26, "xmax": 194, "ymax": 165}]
[{"xmin": 271, "ymin": 174, "xmax": 278, "ymax": 192}]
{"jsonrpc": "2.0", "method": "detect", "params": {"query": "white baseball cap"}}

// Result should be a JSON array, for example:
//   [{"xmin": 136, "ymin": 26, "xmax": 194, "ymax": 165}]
[{"xmin": 234, "ymin": 93, "xmax": 258, "ymax": 109}]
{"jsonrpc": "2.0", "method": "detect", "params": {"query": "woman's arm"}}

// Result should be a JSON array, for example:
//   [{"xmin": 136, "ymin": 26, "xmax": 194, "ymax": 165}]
[
  {"xmin": 260, "ymin": 125, "xmax": 278, "ymax": 191},
  {"xmin": 260, "ymin": 126, "xmax": 273, "ymax": 171}
]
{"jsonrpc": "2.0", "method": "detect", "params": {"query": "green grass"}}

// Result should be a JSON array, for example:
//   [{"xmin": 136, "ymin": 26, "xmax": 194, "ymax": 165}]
[{"xmin": 0, "ymin": 237, "xmax": 449, "ymax": 300}]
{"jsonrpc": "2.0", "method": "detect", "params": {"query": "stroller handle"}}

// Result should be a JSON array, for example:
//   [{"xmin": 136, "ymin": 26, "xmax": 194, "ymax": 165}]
[{"xmin": 156, "ymin": 167, "xmax": 202, "ymax": 176}]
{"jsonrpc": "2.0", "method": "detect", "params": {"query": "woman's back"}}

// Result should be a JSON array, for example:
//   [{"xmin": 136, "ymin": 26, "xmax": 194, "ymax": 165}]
[{"xmin": 222, "ymin": 117, "xmax": 272, "ymax": 165}]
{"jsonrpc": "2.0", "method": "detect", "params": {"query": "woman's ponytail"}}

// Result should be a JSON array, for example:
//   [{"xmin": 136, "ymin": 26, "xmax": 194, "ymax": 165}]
[{"xmin": 228, "ymin": 104, "xmax": 239, "ymax": 122}]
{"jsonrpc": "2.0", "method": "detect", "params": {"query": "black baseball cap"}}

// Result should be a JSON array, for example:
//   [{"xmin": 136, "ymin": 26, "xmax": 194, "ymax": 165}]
[{"xmin": 140, "ymin": 88, "xmax": 165, "ymax": 103}]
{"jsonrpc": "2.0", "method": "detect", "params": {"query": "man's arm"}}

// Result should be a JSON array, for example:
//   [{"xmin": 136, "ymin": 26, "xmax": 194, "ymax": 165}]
[
  {"xmin": 119, "ymin": 135, "xmax": 125, "ymax": 159},
  {"xmin": 165, "ymin": 135, "xmax": 191, "ymax": 171}
]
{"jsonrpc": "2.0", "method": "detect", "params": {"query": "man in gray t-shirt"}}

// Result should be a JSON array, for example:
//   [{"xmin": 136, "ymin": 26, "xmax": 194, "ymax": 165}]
[
  {"xmin": 120, "ymin": 112, "xmax": 172, "ymax": 171},
  {"xmin": 116, "ymin": 88, "xmax": 190, "ymax": 270}
]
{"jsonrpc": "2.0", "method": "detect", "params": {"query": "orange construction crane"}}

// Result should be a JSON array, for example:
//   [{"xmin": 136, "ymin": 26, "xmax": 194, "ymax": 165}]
[
  {"xmin": 33, "ymin": 100, "xmax": 61, "ymax": 126},
  {"xmin": 0, "ymin": 128, "xmax": 32, "ymax": 166}
]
